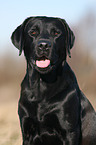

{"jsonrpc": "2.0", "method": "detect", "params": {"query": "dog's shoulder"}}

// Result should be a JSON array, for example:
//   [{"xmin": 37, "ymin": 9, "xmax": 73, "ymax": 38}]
[{"xmin": 80, "ymin": 91, "xmax": 96, "ymax": 115}]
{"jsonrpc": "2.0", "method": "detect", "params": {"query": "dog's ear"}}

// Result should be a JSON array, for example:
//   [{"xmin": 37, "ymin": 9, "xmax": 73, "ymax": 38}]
[
  {"xmin": 11, "ymin": 17, "xmax": 32, "ymax": 56},
  {"xmin": 59, "ymin": 18, "xmax": 75, "ymax": 58}
]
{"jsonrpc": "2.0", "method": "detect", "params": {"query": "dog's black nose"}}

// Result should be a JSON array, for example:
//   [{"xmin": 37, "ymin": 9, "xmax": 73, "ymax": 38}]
[{"xmin": 38, "ymin": 40, "xmax": 51, "ymax": 51}]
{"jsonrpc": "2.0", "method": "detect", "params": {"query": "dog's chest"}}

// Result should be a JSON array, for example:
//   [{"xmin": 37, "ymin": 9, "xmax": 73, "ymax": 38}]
[
  {"xmin": 31, "ymin": 79, "xmax": 64, "ymax": 121},
  {"xmin": 37, "ymin": 99, "xmax": 51, "ymax": 121},
  {"xmin": 37, "ymin": 98, "xmax": 59, "ymax": 122}
]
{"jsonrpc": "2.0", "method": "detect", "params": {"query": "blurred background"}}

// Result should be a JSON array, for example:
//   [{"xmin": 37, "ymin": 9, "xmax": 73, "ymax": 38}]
[{"xmin": 0, "ymin": 0, "xmax": 96, "ymax": 144}]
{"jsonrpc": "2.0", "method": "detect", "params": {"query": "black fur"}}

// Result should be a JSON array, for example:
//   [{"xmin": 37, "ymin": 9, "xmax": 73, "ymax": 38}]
[{"xmin": 11, "ymin": 16, "xmax": 96, "ymax": 145}]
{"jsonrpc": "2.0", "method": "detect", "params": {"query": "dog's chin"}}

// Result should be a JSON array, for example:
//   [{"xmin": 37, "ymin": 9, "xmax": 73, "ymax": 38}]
[{"xmin": 35, "ymin": 64, "xmax": 53, "ymax": 74}]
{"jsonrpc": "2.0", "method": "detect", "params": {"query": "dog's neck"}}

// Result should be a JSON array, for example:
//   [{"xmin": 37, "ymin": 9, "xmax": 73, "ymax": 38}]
[{"xmin": 40, "ymin": 64, "xmax": 63, "ymax": 83}]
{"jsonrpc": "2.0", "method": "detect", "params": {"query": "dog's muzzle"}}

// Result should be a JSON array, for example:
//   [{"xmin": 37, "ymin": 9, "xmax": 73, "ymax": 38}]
[{"xmin": 36, "ymin": 40, "xmax": 51, "ymax": 68}]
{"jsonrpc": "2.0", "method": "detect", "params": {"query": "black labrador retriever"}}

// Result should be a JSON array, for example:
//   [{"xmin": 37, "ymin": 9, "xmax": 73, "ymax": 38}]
[{"xmin": 11, "ymin": 16, "xmax": 96, "ymax": 145}]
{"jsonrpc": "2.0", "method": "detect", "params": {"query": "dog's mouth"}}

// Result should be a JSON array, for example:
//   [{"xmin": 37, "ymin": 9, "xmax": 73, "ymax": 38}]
[{"xmin": 36, "ymin": 56, "xmax": 51, "ymax": 68}]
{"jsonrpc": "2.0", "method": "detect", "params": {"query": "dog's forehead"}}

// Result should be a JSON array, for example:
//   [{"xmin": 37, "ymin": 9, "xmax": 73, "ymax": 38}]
[{"xmin": 25, "ymin": 17, "xmax": 64, "ymax": 30}]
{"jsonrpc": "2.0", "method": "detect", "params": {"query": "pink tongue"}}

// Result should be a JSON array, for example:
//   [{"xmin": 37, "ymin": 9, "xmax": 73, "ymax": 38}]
[{"xmin": 36, "ymin": 59, "xmax": 50, "ymax": 68}]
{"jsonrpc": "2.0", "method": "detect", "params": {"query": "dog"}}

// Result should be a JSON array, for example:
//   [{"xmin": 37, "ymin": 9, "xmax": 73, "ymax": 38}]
[{"xmin": 11, "ymin": 16, "xmax": 96, "ymax": 145}]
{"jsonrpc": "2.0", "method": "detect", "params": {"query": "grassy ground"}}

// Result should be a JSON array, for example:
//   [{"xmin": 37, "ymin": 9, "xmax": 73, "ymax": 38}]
[
  {"xmin": 0, "ymin": 81, "xmax": 22, "ymax": 145},
  {"xmin": 0, "ymin": 102, "xmax": 21, "ymax": 145}
]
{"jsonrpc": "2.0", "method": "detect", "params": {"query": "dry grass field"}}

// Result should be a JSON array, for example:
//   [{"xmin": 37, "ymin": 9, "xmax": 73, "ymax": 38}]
[
  {"xmin": 0, "ymin": 102, "xmax": 21, "ymax": 145},
  {"xmin": 0, "ymin": 50, "xmax": 96, "ymax": 145},
  {"xmin": 0, "ymin": 81, "xmax": 22, "ymax": 145}
]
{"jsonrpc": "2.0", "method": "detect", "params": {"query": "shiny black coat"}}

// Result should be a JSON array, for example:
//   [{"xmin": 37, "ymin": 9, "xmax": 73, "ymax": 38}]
[{"xmin": 11, "ymin": 16, "xmax": 96, "ymax": 145}]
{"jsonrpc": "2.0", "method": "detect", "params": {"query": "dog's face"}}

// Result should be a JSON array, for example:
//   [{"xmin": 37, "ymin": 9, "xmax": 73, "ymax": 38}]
[{"xmin": 11, "ymin": 16, "xmax": 75, "ymax": 74}]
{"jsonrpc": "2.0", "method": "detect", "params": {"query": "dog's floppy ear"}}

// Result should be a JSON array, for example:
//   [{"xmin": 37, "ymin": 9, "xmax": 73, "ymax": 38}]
[
  {"xmin": 11, "ymin": 17, "xmax": 32, "ymax": 56},
  {"xmin": 59, "ymin": 18, "xmax": 75, "ymax": 58}
]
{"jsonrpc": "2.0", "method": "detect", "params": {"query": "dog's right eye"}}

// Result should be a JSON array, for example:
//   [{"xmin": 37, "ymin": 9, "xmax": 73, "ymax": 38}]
[
  {"xmin": 31, "ymin": 31, "xmax": 37, "ymax": 35},
  {"xmin": 28, "ymin": 29, "xmax": 39, "ymax": 37}
]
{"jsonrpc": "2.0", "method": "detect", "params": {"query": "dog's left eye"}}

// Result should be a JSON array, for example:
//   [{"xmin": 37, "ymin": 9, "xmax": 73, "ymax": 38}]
[
  {"xmin": 54, "ymin": 32, "xmax": 59, "ymax": 36},
  {"xmin": 51, "ymin": 29, "xmax": 60, "ymax": 37}
]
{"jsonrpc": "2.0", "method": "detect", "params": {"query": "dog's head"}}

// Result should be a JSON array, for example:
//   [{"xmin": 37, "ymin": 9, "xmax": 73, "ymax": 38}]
[{"xmin": 11, "ymin": 16, "xmax": 75, "ymax": 74}]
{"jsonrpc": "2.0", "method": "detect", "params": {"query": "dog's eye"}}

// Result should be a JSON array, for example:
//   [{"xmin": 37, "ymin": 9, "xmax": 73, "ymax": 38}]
[
  {"xmin": 54, "ymin": 32, "xmax": 59, "ymax": 36},
  {"xmin": 31, "ymin": 31, "xmax": 37, "ymax": 35},
  {"xmin": 51, "ymin": 29, "xmax": 60, "ymax": 37},
  {"xmin": 29, "ymin": 30, "xmax": 37, "ymax": 35},
  {"xmin": 28, "ymin": 29, "xmax": 39, "ymax": 37}
]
